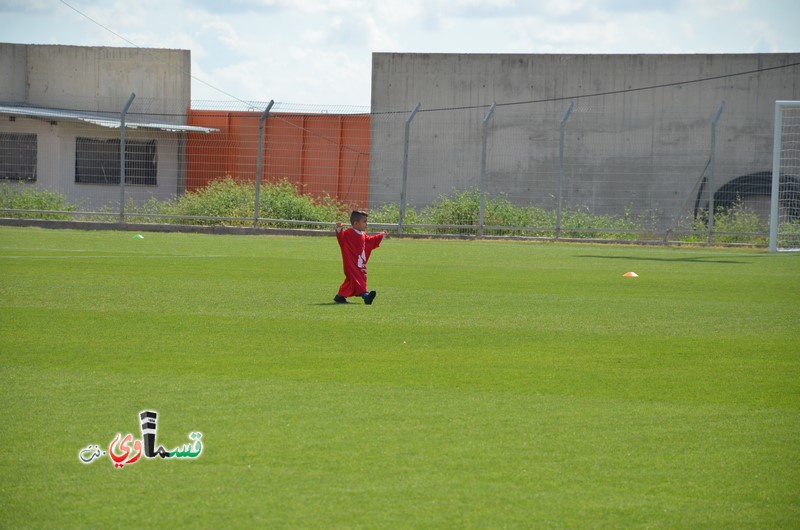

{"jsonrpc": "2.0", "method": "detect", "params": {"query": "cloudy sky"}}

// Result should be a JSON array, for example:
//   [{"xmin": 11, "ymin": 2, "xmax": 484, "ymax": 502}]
[{"xmin": 2, "ymin": 0, "xmax": 799, "ymax": 109}]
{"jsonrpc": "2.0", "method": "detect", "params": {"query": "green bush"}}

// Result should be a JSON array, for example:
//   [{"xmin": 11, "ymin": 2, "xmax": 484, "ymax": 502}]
[
  {"xmin": 420, "ymin": 188, "xmax": 481, "ymax": 231},
  {"xmin": 560, "ymin": 207, "xmax": 641, "ymax": 240},
  {"xmin": 777, "ymin": 219, "xmax": 800, "ymax": 248},
  {"xmin": 169, "ymin": 177, "xmax": 256, "ymax": 225},
  {"xmin": 259, "ymin": 180, "xmax": 345, "ymax": 228},
  {"xmin": 413, "ymin": 188, "xmax": 544, "ymax": 236},
  {"xmin": 126, "ymin": 177, "xmax": 348, "ymax": 227},
  {"xmin": 712, "ymin": 201, "xmax": 768, "ymax": 244},
  {"xmin": 381, "ymin": 188, "xmax": 646, "ymax": 239},
  {"xmin": 685, "ymin": 199, "xmax": 768, "ymax": 245},
  {"xmin": 121, "ymin": 196, "xmax": 173, "ymax": 224},
  {"xmin": 779, "ymin": 219, "xmax": 800, "ymax": 236},
  {"xmin": 483, "ymin": 195, "xmax": 536, "ymax": 236},
  {"xmin": 368, "ymin": 202, "xmax": 421, "ymax": 233},
  {"xmin": 0, "ymin": 182, "xmax": 77, "ymax": 220},
  {"xmin": 0, "ymin": 179, "xmax": 777, "ymax": 245}
]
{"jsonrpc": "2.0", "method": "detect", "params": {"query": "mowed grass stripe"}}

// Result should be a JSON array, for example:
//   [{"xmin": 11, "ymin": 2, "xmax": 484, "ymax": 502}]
[
  {"xmin": 2, "ymin": 366, "xmax": 797, "ymax": 528},
  {"xmin": 1, "ymin": 226, "xmax": 798, "ymax": 527}
]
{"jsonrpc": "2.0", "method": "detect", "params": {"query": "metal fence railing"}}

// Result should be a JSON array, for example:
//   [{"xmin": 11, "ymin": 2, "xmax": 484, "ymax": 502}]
[{"xmin": 0, "ymin": 94, "xmax": 792, "ymax": 246}]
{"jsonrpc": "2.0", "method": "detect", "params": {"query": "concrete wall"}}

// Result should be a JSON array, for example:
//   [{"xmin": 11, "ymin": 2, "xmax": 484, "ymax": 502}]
[
  {"xmin": 0, "ymin": 43, "xmax": 27, "ymax": 101},
  {"xmin": 369, "ymin": 53, "xmax": 800, "ymax": 225},
  {"xmin": 0, "ymin": 43, "xmax": 190, "ymax": 115},
  {"xmin": 0, "ymin": 44, "xmax": 191, "ymax": 209}
]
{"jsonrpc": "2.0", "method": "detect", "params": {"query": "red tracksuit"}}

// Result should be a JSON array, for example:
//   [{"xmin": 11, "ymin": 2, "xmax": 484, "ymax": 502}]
[{"xmin": 336, "ymin": 227, "xmax": 384, "ymax": 297}]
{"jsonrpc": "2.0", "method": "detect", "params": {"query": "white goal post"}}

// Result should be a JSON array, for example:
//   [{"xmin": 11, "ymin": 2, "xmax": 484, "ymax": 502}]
[{"xmin": 769, "ymin": 100, "xmax": 800, "ymax": 252}]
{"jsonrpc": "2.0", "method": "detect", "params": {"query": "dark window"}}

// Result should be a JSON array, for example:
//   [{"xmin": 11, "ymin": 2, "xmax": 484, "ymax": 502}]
[
  {"xmin": 0, "ymin": 133, "xmax": 37, "ymax": 181},
  {"xmin": 75, "ymin": 137, "xmax": 157, "ymax": 185}
]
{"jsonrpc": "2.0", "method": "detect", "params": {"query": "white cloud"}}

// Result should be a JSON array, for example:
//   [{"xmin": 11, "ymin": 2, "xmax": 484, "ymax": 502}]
[
  {"xmin": 682, "ymin": 0, "xmax": 749, "ymax": 17},
  {"xmin": 3, "ymin": 0, "xmax": 798, "ymax": 106},
  {"xmin": 0, "ymin": 0, "xmax": 55, "ymax": 13},
  {"xmin": 538, "ymin": 0, "xmax": 595, "ymax": 18},
  {"xmin": 198, "ymin": 18, "xmax": 243, "ymax": 51}
]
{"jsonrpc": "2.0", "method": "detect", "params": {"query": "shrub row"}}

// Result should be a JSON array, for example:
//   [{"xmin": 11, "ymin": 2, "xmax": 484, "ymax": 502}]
[
  {"xmin": 129, "ymin": 178, "xmax": 343, "ymax": 228},
  {"xmin": 0, "ymin": 179, "xmax": 783, "ymax": 245},
  {"xmin": 0, "ymin": 183, "xmax": 77, "ymax": 220}
]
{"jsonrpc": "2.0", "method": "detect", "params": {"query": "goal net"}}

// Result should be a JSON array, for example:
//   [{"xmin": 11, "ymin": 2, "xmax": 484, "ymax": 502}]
[{"xmin": 770, "ymin": 101, "xmax": 800, "ymax": 252}]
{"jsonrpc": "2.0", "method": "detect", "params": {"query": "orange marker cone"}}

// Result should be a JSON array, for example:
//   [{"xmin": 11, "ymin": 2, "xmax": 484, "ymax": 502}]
[{"xmin": 623, "ymin": 272, "xmax": 638, "ymax": 278}]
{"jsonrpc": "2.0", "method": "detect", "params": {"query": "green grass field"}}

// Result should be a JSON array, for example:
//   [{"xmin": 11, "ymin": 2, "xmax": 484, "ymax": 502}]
[{"xmin": 1, "ymin": 226, "xmax": 798, "ymax": 528}]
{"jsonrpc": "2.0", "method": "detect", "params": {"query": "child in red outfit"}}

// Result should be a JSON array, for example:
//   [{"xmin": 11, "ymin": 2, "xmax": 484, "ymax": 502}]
[{"xmin": 334, "ymin": 210, "xmax": 386, "ymax": 304}]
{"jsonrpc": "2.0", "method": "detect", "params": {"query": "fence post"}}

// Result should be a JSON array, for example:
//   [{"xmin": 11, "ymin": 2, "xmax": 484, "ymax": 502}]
[
  {"xmin": 254, "ymin": 100, "xmax": 275, "ymax": 228},
  {"xmin": 118, "ymin": 92, "xmax": 136, "ymax": 223},
  {"xmin": 769, "ymin": 101, "xmax": 786, "ymax": 253},
  {"xmin": 398, "ymin": 103, "xmax": 421, "ymax": 235},
  {"xmin": 706, "ymin": 101, "xmax": 726, "ymax": 244},
  {"xmin": 557, "ymin": 101, "xmax": 574, "ymax": 239},
  {"xmin": 479, "ymin": 102, "xmax": 497, "ymax": 237}
]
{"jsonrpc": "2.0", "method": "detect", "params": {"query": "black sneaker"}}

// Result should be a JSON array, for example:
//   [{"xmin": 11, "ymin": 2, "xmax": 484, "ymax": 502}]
[
  {"xmin": 333, "ymin": 295, "xmax": 348, "ymax": 304},
  {"xmin": 363, "ymin": 291, "xmax": 377, "ymax": 305}
]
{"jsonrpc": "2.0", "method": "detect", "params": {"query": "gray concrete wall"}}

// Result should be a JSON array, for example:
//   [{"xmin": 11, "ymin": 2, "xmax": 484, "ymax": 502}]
[
  {"xmin": 0, "ymin": 43, "xmax": 190, "ymax": 116},
  {"xmin": 0, "ymin": 43, "xmax": 28, "ymax": 100},
  {"xmin": 369, "ymin": 53, "xmax": 800, "ymax": 226}
]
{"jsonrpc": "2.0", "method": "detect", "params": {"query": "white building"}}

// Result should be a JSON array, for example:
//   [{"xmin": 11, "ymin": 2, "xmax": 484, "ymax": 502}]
[{"xmin": 0, "ymin": 43, "xmax": 215, "ymax": 210}]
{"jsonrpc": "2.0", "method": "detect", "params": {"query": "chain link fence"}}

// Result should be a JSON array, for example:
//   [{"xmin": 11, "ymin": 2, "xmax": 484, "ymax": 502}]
[{"xmin": 0, "ymin": 94, "xmax": 787, "ymax": 245}]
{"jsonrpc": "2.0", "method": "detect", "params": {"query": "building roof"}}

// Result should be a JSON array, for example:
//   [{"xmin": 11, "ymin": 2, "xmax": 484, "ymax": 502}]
[{"xmin": 0, "ymin": 103, "xmax": 218, "ymax": 133}]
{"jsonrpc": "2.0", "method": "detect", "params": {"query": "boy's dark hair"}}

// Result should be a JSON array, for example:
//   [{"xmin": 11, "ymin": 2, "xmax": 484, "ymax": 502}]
[{"xmin": 350, "ymin": 210, "xmax": 368, "ymax": 224}]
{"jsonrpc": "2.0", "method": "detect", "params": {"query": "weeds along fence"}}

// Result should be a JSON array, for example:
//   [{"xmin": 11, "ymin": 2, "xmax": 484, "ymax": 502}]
[{"xmin": 0, "ymin": 94, "xmax": 787, "ymax": 245}]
